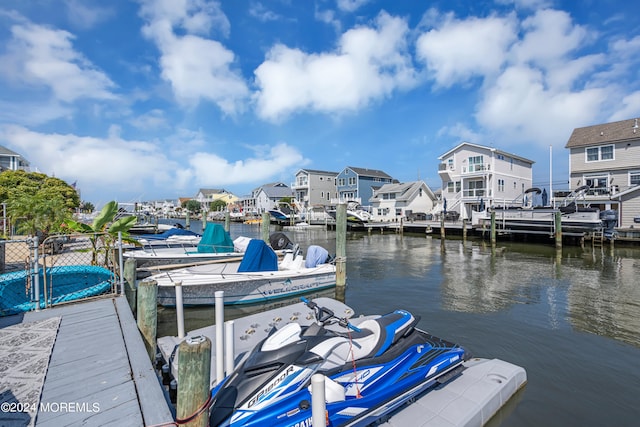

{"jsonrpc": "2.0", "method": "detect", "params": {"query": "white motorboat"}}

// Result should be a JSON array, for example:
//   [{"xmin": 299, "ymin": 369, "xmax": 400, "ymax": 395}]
[{"xmin": 150, "ymin": 240, "xmax": 336, "ymax": 306}]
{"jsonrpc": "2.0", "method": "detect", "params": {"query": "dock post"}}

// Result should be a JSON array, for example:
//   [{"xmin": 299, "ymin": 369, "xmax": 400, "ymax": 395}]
[
  {"xmin": 202, "ymin": 212, "xmax": 208, "ymax": 232},
  {"xmin": 123, "ymin": 258, "xmax": 137, "ymax": 313},
  {"xmin": 554, "ymin": 211, "xmax": 562, "ymax": 250},
  {"xmin": 224, "ymin": 211, "xmax": 230, "ymax": 233},
  {"xmin": 185, "ymin": 210, "xmax": 190, "ymax": 230},
  {"xmin": 137, "ymin": 278, "xmax": 158, "ymax": 360},
  {"xmin": 118, "ymin": 232, "xmax": 125, "ymax": 295},
  {"xmin": 490, "ymin": 211, "xmax": 497, "ymax": 246},
  {"xmin": 225, "ymin": 320, "xmax": 235, "ymax": 375},
  {"xmin": 176, "ymin": 336, "xmax": 211, "ymax": 427},
  {"xmin": 311, "ymin": 374, "xmax": 326, "ymax": 427},
  {"xmin": 215, "ymin": 291, "xmax": 225, "ymax": 385},
  {"xmin": 462, "ymin": 218, "xmax": 467, "ymax": 241},
  {"xmin": 440, "ymin": 216, "xmax": 445, "ymax": 240},
  {"xmin": 175, "ymin": 281, "xmax": 185, "ymax": 339},
  {"xmin": 261, "ymin": 213, "xmax": 270, "ymax": 243},
  {"xmin": 336, "ymin": 204, "xmax": 347, "ymax": 292}
]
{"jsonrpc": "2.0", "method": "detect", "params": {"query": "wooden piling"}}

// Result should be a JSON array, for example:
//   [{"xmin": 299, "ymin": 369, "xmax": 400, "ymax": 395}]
[
  {"xmin": 176, "ymin": 336, "xmax": 211, "ymax": 427},
  {"xmin": 554, "ymin": 211, "xmax": 562, "ymax": 250},
  {"xmin": 462, "ymin": 218, "xmax": 467, "ymax": 241},
  {"xmin": 123, "ymin": 258, "xmax": 137, "ymax": 313},
  {"xmin": 224, "ymin": 211, "xmax": 230, "ymax": 233},
  {"xmin": 336, "ymin": 204, "xmax": 347, "ymax": 291},
  {"xmin": 185, "ymin": 211, "xmax": 190, "ymax": 230},
  {"xmin": 440, "ymin": 215, "xmax": 445, "ymax": 240},
  {"xmin": 137, "ymin": 278, "xmax": 157, "ymax": 360},
  {"xmin": 261, "ymin": 213, "xmax": 270, "ymax": 243},
  {"xmin": 202, "ymin": 212, "xmax": 207, "ymax": 232},
  {"xmin": 490, "ymin": 211, "xmax": 497, "ymax": 246}
]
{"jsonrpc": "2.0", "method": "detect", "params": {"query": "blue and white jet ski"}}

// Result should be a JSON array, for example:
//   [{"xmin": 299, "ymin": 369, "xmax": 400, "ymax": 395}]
[{"xmin": 208, "ymin": 298, "xmax": 468, "ymax": 426}]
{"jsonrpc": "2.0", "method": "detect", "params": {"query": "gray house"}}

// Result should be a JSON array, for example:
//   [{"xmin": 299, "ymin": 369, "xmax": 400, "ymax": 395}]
[
  {"xmin": 566, "ymin": 117, "xmax": 640, "ymax": 227},
  {"xmin": 0, "ymin": 145, "xmax": 30, "ymax": 172},
  {"xmin": 251, "ymin": 182, "xmax": 294, "ymax": 214},
  {"xmin": 291, "ymin": 168, "xmax": 338, "ymax": 209}
]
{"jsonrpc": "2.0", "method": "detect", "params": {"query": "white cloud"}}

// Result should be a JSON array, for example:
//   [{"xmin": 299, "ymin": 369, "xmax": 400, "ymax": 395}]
[
  {"xmin": 129, "ymin": 109, "xmax": 170, "ymax": 130},
  {"xmin": 254, "ymin": 11, "xmax": 417, "ymax": 121},
  {"xmin": 249, "ymin": 2, "xmax": 281, "ymax": 22},
  {"xmin": 0, "ymin": 124, "xmax": 306, "ymax": 202},
  {"xmin": 476, "ymin": 66, "xmax": 606, "ymax": 144},
  {"xmin": 139, "ymin": 0, "xmax": 249, "ymax": 114},
  {"xmin": 64, "ymin": 0, "xmax": 114, "ymax": 30},
  {"xmin": 336, "ymin": 0, "xmax": 371, "ymax": 13},
  {"xmin": 415, "ymin": 12, "xmax": 517, "ymax": 88},
  {"xmin": 0, "ymin": 22, "xmax": 117, "ymax": 103},
  {"xmin": 609, "ymin": 92, "xmax": 640, "ymax": 122}
]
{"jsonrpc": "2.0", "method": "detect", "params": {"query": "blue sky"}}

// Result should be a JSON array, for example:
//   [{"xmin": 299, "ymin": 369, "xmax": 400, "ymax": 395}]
[{"xmin": 1, "ymin": 0, "xmax": 639, "ymax": 207}]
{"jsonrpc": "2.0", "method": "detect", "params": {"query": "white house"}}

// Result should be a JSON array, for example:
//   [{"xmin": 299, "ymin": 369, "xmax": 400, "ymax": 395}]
[
  {"xmin": 251, "ymin": 182, "xmax": 294, "ymax": 214},
  {"xmin": 0, "ymin": 145, "xmax": 29, "ymax": 172},
  {"xmin": 369, "ymin": 180, "xmax": 437, "ymax": 221},
  {"xmin": 437, "ymin": 142, "xmax": 534, "ymax": 220}
]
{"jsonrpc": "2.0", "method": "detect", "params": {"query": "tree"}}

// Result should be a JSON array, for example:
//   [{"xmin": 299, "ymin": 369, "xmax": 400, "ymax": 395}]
[
  {"xmin": 64, "ymin": 201, "xmax": 138, "ymax": 266},
  {"xmin": 183, "ymin": 199, "xmax": 202, "ymax": 214},
  {"xmin": 211, "ymin": 199, "xmax": 227, "ymax": 212},
  {"xmin": 80, "ymin": 201, "xmax": 95, "ymax": 213},
  {"xmin": 0, "ymin": 170, "xmax": 80, "ymax": 210}
]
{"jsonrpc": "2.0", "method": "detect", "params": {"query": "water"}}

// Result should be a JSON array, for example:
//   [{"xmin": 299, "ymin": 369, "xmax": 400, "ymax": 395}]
[{"xmin": 157, "ymin": 220, "xmax": 640, "ymax": 427}]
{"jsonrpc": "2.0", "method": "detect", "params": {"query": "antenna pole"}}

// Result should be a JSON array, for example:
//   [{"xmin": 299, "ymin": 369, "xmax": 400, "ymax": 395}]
[{"xmin": 549, "ymin": 145, "xmax": 554, "ymax": 208}]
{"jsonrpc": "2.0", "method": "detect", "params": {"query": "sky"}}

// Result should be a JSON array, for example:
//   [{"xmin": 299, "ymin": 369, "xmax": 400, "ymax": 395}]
[{"xmin": 1, "ymin": 0, "xmax": 639, "ymax": 207}]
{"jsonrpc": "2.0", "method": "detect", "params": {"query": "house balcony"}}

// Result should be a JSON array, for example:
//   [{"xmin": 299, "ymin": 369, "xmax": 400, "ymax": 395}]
[
  {"xmin": 462, "ymin": 163, "xmax": 491, "ymax": 176},
  {"xmin": 438, "ymin": 163, "xmax": 455, "ymax": 180}
]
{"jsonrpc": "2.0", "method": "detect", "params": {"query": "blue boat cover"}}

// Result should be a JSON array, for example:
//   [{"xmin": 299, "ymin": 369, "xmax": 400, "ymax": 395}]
[
  {"xmin": 137, "ymin": 227, "xmax": 201, "ymax": 240},
  {"xmin": 305, "ymin": 245, "xmax": 329, "ymax": 268},
  {"xmin": 237, "ymin": 239, "xmax": 278, "ymax": 273},
  {"xmin": 197, "ymin": 223, "xmax": 234, "ymax": 253}
]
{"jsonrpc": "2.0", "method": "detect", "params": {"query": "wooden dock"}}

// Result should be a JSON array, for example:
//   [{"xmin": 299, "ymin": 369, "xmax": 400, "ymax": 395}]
[{"xmin": 0, "ymin": 296, "xmax": 173, "ymax": 426}]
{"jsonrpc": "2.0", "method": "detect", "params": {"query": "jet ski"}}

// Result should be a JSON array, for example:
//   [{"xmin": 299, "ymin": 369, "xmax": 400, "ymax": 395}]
[{"xmin": 208, "ymin": 298, "xmax": 469, "ymax": 426}]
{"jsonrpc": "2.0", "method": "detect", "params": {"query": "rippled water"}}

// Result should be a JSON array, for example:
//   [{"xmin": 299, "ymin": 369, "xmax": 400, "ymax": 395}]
[{"xmin": 157, "ymin": 221, "xmax": 640, "ymax": 427}]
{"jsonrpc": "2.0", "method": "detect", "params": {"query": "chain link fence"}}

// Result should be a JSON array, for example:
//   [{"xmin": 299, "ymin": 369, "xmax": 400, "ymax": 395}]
[{"xmin": 0, "ymin": 233, "xmax": 124, "ymax": 316}]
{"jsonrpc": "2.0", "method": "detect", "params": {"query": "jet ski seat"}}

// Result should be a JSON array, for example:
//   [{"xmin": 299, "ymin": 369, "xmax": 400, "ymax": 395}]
[{"xmin": 350, "ymin": 310, "xmax": 417, "ymax": 360}]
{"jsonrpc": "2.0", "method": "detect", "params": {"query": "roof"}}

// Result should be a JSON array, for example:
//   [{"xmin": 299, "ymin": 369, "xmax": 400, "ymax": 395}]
[
  {"xmin": 371, "ymin": 180, "xmax": 435, "ymax": 202},
  {"xmin": 197, "ymin": 188, "xmax": 229, "ymax": 196},
  {"xmin": 438, "ymin": 142, "xmax": 534, "ymax": 165},
  {"xmin": 565, "ymin": 117, "xmax": 640, "ymax": 148},
  {"xmin": 345, "ymin": 166, "xmax": 393, "ymax": 179},
  {"xmin": 256, "ymin": 182, "xmax": 293, "ymax": 198},
  {"xmin": 296, "ymin": 168, "xmax": 338, "ymax": 176},
  {"xmin": 0, "ymin": 145, "xmax": 22, "ymax": 156},
  {"xmin": 610, "ymin": 184, "xmax": 640, "ymax": 199}
]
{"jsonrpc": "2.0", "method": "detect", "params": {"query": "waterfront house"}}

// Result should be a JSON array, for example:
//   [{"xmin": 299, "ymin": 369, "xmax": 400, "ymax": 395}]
[
  {"xmin": 0, "ymin": 145, "xmax": 30, "ymax": 172},
  {"xmin": 565, "ymin": 117, "xmax": 640, "ymax": 227},
  {"xmin": 437, "ymin": 142, "xmax": 534, "ymax": 220},
  {"xmin": 291, "ymin": 168, "xmax": 338, "ymax": 210},
  {"xmin": 333, "ymin": 166, "xmax": 394, "ymax": 208},
  {"xmin": 251, "ymin": 182, "xmax": 295, "ymax": 214},
  {"xmin": 369, "ymin": 180, "xmax": 437, "ymax": 221}
]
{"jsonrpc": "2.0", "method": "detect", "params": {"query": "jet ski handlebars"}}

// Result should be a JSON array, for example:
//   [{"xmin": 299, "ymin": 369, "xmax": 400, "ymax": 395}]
[{"xmin": 301, "ymin": 297, "xmax": 361, "ymax": 332}]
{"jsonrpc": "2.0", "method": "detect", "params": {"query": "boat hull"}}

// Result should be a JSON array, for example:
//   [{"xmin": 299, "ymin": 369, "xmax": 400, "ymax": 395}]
[
  {"xmin": 154, "ymin": 264, "xmax": 336, "ymax": 306},
  {"xmin": 473, "ymin": 208, "xmax": 603, "ymax": 234}
]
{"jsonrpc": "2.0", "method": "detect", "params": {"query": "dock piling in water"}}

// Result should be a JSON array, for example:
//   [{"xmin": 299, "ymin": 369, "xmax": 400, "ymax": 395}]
[
  {"xmin": 336, "ymin": 204, "xmax": 347, "ymax": 291},
  {"xmin": 137, "ymin": 278, "xmax": 158, "ymax": 360},
  {"xmin": 261, "ymin": 213, "xmax": 270, "ymax": 243},
  {"xmin": 177, "ymin": 335, "xmax": 211, "ymax": 427}
]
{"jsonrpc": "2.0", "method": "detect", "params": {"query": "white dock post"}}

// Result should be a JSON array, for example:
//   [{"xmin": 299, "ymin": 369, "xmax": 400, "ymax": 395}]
[
  {"xmin": 311, "ymin": 374, "xmax": 326, "ymax": 427},
  {"xmin": 215, "ymin": 291, "xmax": 225, "ymax": 385},
  {"xmin": 225, "ymin": 320, "xmax": 235, "ymax": 375},
  {"xmin": 118, "ymin": 232, "xmax": 125, "ymax": 296},
  {"xmin": 175, "ymin": 281, "xmax": 185, "ymax": 339}
]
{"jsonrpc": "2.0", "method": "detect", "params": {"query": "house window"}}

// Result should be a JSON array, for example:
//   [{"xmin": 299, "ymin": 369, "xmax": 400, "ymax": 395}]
[
  {"xmin": 447, "ymin": 158, "xmax": 454, "ymax": 169},
  {"xmin": 338, "ymin": 178, "xmax": 346, "ymax": 186},
  {"xmin": 498, "ymin": 179, "xmax": 505, "ymax": 192},
  {"xmin": 447, "ymin": 182, "xmax": 454, "ymax": 193},
  {"xmin": 496, "ymin": 154, "xmax": 504, "ymax": 160},
  {"xmin": 630, "ymin": 171, "xmax": 640, "ymax": 186},
  {"xmin": 468, "ymin": 156, "xmax": 483, "ymax": 172},
  {"xmin": 456, "ymin": 181, "xmax": 461, "ymax": 192},
  {"xmin": 395, "ymin": 209, "xmax": 402, "ymax": 216},
  {"xmin": 348, "ymin": 177, "xmax": 356, "ymax": 186},
  {"xmin": 321, "ymin": 192, "xmax": 324, "ymax": 198},
  {"xmin": 586, "ymin": 145, "xmax": 614, "ymax": 162},
  {"xmin": 584, "ymin": 175, "xmax": 609, "ymax": 195}
]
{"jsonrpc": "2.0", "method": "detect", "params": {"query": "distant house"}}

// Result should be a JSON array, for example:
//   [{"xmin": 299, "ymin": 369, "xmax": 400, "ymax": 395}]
[
  {"xmin": 437, "ymin": 142, "xmax": 534, "ymax": 220},
  {"xmin": 0, "ymin": 145, "xmax": 30, "ymax": 172},
  {"xmin": 369, "ymin": 180, "xmax": 437, "ymax": 221},
  {"xmin": 291, "ymin": 169, "xmax": 338, "ymax": 209},
  {"xmin": 565, "ymin": 117, "xmax": 640, "ymax": 227},
  {"xmin": 334, "ymin": 166, "xmax": 394, "ymax": 207},
  {"xmin": 194, "ymin": 188, "xmax": 238, "ymax": 210},
  {"xmin": 251, "ymin": 182, "xmax": 294, "ymax": 214}
]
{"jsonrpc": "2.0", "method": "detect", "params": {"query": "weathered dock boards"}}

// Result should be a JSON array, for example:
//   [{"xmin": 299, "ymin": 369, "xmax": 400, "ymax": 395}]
[{"xmin": 0, "ymin": 296, "xmax": 173, "ymax": 427}]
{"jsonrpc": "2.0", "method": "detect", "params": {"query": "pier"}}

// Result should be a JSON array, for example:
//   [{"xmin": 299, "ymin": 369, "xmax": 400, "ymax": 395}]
[{"xmin": 0, "ymin": 296, "xmax": 173, "ymax": 426}]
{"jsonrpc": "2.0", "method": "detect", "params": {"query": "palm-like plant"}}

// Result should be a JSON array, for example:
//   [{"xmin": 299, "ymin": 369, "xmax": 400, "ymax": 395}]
[{"xmin": 64, "ymin": 201, "xmax": 138, "ymax": 266}]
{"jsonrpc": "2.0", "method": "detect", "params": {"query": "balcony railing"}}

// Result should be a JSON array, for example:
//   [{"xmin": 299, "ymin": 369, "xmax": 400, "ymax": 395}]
[{"xmin": 462, "ymin": 164, "xmax": 490, "ymax": 174}]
